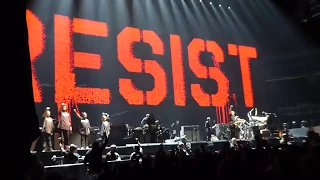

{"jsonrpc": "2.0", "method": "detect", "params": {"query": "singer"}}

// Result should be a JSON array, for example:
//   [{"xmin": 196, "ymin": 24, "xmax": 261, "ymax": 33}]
[
  {"xmin": 42, "ymin": 107, "xmax": 54, "ymax": 151},
  {"xmin": 73, "ymin": 109, "xmax": 91, "ymax": 149},
  {"xmin": 58, "ymin": 103, "xmax": 72, "ymax": 149}
]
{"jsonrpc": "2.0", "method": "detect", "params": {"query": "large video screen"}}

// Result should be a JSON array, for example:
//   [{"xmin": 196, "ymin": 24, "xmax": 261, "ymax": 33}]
[{"xmin": 27, "ymin": 0, "xmax": 265, "ymax": 128}]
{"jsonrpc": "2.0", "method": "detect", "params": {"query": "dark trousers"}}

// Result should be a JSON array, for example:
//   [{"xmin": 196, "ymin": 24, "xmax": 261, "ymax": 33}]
[
  {"xmin": 230, "ymin": 126, "xmax": 236, "ymax": 139},
  {"xmin": 80, "ymin": 134, "xmax": 88, "ymax": 147},
  {"xmin": 61, "ymin": 129, "xmax": 69, "ymax": 146},
  {"xmin": 43, "ymin": 133, "xmax": 52, "ymax": 150},
  {"xmin": 206, "ymin": 131, "xmax": 211, "ymax": 141},
  {"xmin": 146, "ymin": 128, "xmax": 157, "ymax": 143},
  {"xmin": 101, "ymin": 134, "xmax": 107, "ymax": 144}
]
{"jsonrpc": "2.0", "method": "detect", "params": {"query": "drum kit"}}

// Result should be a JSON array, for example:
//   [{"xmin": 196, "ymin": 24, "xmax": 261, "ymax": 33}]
[
  {"xmin": 211, "ymin": 124, "xmax": 231, "ymax": 140},
  {"xmin": 233, "ymin": 119, "xmax": 249, "ymax": 139},
  {"xmin": 234, "ymin": 116, "xmax": 268, "ymax": 139},
  {"xmin": 211, "ymin": 117, "xmax": 268, "ymax": 140},
  {"xmin": 127, "ymin": 123, "xmax": 170, "ymax": 143}
]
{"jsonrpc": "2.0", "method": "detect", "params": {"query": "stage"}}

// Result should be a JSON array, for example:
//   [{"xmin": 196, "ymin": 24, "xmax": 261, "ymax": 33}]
[
  {"xmin": 32, "ymin": 136, "xmax": 306, "ymax": 166},
  {"xmin": 33, "ymin": 140, "xmax": 230, "ymax": 166}
]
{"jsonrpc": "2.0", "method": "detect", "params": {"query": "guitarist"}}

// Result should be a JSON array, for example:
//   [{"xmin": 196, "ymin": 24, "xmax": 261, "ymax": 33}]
[
  {"xmin": 141, "ymin": 113, "xmax": 157, "ymax": 142},
  {"xmin": 229, "ymin": 105, "xmax": 237, "ymax": 139}
]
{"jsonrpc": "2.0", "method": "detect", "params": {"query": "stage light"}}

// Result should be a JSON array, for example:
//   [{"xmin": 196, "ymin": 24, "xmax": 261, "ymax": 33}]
[
  {"xmin": 200, "ymin": 0, "xmax": 202, "ymax": 2},
  {"xmin": 209, "ymin": 2, "xmax": 212, "ymax": 4},
  {"xmin": 228, "ymin": 7, "xmax": 231, "ymax": 9},
  {"xmin": 219, "ymin": 4, "xmax": 222, "ymax": 7}
]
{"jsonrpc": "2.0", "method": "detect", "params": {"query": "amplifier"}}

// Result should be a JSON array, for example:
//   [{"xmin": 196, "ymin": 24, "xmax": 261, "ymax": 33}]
[
  {"xmin": 181, "ymin": 125, "xmax": 200, "ymax": 141},
  {"xmin": 108, "ymin": 124, "xmax": 127, "ymax": 145}
]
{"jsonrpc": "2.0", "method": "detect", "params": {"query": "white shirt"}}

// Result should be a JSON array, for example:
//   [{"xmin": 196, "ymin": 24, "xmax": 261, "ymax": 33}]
[
  {"xmin": 80, "ymin": 119, "xmax": 90, "ymax": 135},
  {"xmin": 251, "ymin": 116, "xmax": 268, "ymax": 122},
  {"xmin": 101, "ymin": 121, "xmax": 110, "ymax": 137},
  {"xmin": 106, "ymin": 151, "xmax": 121, "ymax": 161},
  {"xmin": 59, "ymin": 112, "xmax": 71, "ymax": 130},
  {"xmin": 42, "ymin": 117, "xmax": 54, "ymax": 134}
]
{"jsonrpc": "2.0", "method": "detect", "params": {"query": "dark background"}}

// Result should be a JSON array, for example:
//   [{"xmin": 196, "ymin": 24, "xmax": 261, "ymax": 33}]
[{"xmin": 27, "ymin": 0, "xmax": 319, "ymax": 131}]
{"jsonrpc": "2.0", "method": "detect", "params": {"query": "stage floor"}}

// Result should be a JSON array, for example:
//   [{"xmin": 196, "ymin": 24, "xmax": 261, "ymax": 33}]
[{"xmin": 33, "ymin": 140, "xmax": 230, "ymax": 166}]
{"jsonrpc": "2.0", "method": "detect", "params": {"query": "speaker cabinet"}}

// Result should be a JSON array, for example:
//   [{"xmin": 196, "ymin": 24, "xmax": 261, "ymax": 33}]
[
  {"xmin": 181, "ymin": 125, "xmax": 200, "ymax": 141},
  {"xmin": 108, "ymin": 124, "xmax": 127, "ymax": 145}
]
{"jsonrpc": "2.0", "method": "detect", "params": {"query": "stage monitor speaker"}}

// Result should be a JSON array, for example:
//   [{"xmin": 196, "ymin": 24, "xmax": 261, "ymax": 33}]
[
  {"xmin": 181, "ymin": 125, "xmax": 200, "ymax": 141},
  {"xmin": 108, "ymin": 124, "xmax": 127, "ymax": 145}
]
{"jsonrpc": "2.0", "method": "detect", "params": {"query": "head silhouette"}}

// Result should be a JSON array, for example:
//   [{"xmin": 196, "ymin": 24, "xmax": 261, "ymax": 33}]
[{"xmin": 92, "ymin": 140, "xmax": 100, "ymax": 149}]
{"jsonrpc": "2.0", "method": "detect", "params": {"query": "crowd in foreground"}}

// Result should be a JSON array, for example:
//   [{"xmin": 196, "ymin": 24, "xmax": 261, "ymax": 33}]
[{"xmin": 27, "ymin": 131, "xmax": 320, "ymax": 180}]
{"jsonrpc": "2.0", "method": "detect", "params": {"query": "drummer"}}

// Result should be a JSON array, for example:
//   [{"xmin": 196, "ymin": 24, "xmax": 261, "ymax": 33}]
[
  {"xmin": 247, "ymin": 108, "xmax": 256, "ymax": 122},
  {"xmin": 247, "ymin": 108, "xmax": 268, "ymax": 125}
]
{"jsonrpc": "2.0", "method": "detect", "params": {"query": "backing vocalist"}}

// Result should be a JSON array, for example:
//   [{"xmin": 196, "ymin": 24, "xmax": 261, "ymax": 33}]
[
  {"xmin": 101, "ymin": 113, "xmax": 111, "ymax": 142},
  {"xmin": 229, "ymin": 105, "xmax": 237, "ymax": 139},
  {"xmin": 141, "ymin": 113, "xmax": 157, "ymax": 142},
  {"xmin": 42, "ymin": 107, "xmax": 54, "ymax": 151},
  {"xmin": 205, "ymin": 117, "xmax": 211, "ymax": 141},
  {"xmin": 73, "ymin": 109, "xmax": 91, "ymax": 148},
  {"xmin": 58, "ymin": 103, "xmax": 72, "ymax": 149}
]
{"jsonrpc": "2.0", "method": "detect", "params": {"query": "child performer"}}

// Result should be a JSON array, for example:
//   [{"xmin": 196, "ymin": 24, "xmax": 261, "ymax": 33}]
[
  {"xmin": 42, "ymin": 107, "xmax": 54, "ymax": 151},
  {"xmin": 73, "ymin": 109, "xmax": 91, "ymax": 149},
  {"xmin": 58, "ymin": 103, "xmax": 72, "ymax": 149},
  {"xmin": 100, "ymin": 113, "xmax": 111, "ymax": 143}
]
